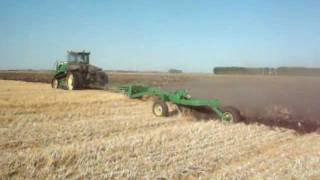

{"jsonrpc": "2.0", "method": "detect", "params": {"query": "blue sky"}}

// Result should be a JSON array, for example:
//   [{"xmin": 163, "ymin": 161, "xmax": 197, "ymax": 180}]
[{"xmin": 0, "ymin": 0, "xmax": 319, "ymax": 72}]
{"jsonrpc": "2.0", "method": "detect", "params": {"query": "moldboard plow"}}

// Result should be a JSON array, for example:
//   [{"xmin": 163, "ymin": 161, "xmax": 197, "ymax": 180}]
[{"xmin": 118, "ymin": 84, "xmax": 242, "ymax": 122}]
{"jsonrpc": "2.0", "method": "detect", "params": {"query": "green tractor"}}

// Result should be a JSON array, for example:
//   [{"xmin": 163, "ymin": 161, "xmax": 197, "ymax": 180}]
[{"xmin": 52, "ymin": 51, "xmax": 108, "ymax": 90}]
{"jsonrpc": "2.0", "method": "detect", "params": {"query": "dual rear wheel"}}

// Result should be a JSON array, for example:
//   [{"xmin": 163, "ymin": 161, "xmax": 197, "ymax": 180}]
[{"xmin": 152, "ymin": 99, "xmax": 169, "ymax": 117}]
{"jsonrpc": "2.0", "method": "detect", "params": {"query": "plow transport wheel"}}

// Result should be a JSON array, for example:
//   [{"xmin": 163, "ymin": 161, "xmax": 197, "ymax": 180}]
[
  {"xmin": 220, "ymin": 106, "xmax": 242, "ymax": 123},
  {"xmin": 152, "ymin": 99, "xmax": 169, "ymax": 117}
]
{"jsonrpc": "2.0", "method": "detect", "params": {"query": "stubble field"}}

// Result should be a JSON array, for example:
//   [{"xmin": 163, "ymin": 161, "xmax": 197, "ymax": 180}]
[{"xmin": 0, "ymin": 78, "xmax": 320, "ymax": 179}]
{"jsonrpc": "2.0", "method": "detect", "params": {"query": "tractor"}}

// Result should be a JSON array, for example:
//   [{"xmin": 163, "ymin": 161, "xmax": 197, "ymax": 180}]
[{"xmin": 52, "ymin": 51, "xmax": 108, "ymax": 90}]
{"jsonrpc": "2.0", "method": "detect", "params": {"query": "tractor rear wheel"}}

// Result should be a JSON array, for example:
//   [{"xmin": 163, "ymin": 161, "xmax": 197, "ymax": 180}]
[
  {"xmin": 51, "ymin": 78, "xmax": 58, "ymax": 89},
  {"xmin": 75, "ymin": 72, "xmax": 83, "ymax": 89},
  {"xmin": 220, "ymin": 106, "xmax": 242, "ymax": 123},
  {"xmin": 66, "ymin": 72, "xmax": 82, "ymax": 90},
  {"xmin": 96, "ymin": 71, "xmax": 108, "ymax": 87},
  {"xmin": 152, "ymin": 99, "xmax": 169, "ymax": 117}
]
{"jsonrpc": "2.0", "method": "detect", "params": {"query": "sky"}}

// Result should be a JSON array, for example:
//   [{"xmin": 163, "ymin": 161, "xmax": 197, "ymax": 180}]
[{"xmin": 0, "ymin": 0, "xmax": 319, "ymax": 72}]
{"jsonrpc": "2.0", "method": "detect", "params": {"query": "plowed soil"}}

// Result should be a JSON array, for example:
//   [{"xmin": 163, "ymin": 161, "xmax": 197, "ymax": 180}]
[{"xmin": 165, "ymin": 75, "xmax": 320, "ymax": 133}]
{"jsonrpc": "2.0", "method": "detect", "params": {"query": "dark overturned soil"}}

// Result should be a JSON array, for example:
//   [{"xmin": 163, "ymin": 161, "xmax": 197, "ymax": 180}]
[
  {"xmin": 1, "ymin": 71, "xmax": 319, "ymax": 134},
  {"xmin": 165, "ymin": 75, "xmax": 320, "ymax": 134}
]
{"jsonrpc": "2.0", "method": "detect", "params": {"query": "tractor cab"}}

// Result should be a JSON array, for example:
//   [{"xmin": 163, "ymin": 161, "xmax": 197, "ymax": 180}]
[{"xmin": 67, "ymin": 51, "xmax": 90, "ymax": 64}]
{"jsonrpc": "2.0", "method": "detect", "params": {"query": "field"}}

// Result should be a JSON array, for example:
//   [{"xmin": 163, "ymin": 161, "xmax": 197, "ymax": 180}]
[
  {"xmin": 0, "ymin": 70, "xmax": 195, "ymax": 87},
  {"xmin": 1, "ymin": 73, "xmax": 320, "ymax": 179}
]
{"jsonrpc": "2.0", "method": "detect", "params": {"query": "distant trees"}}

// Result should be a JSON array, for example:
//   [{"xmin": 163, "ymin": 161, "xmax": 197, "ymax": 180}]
[
  {"xmin": 213, "ymin": 67, "xmax": 320, "ymax": 76},
  {"xmin": 213, "ymin": 67, "xmax": 276, "ymax": 75},
  {"xmin": 277, "ymin": 67, "xmax": 320, "ymax": 76},
  {"xmin": 168, "ymin": 69, "xmax": 183, "ymax": 74}
]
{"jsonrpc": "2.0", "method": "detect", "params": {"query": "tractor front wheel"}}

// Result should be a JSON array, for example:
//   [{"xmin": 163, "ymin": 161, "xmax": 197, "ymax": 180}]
[
  {"xmin": 220, "ymin": 106, "xmax": 242, "ymax": 123},
  {"xmin": 152, "ymin": 100, "xmax": 169, "ymax": 117},
  {"xmin": 51, "ymin": 78, "xmax": 58, "ymax": 89}
]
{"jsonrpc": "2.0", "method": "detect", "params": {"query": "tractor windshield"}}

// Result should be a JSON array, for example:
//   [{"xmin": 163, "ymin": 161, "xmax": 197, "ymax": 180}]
[
  {"xmin": 67, "ymin": 52, "xmax": 90, "ymax": 64},
  {"xmin": 82, "ymin": 54, "xmax": 89, "ymax": 63}
]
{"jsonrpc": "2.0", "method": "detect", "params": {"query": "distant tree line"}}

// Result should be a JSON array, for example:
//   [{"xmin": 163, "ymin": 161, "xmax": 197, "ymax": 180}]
[
  {"xmin": 276, "ymin": 67, "xmax": 320, "ymax": 76},
  {"xmin": 213, "ymin": 67, "xmax": 320, "ymax": 76},
  {"xmin": 168, "ymin": 69, "xmax": 183, "ymax": 73}
]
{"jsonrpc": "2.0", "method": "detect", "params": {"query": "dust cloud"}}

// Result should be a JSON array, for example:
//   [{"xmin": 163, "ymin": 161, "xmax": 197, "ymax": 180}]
[{"xmin": 165, "ymin": 75, "xmax": 320, "ymax": 133}]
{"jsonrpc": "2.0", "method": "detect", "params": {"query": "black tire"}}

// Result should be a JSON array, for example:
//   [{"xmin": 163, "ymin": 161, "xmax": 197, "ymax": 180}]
[
  {"xmin": 74, "ymin": 71, "xmax": 83, "ymax": 89},
  {"xmin": 51, "ymin": 78, "xmax": 59, "ymax": 89},
  {"xmin": 220, "ymin": 106, "xmax": 242, "ymax": 123},
  {"xmin": 152, "ymin": 99, "xmax": 169, "ymax": 117},
  {"xmin": 96, "ymin": 71, "xmax": 108, "ymax": 87}
]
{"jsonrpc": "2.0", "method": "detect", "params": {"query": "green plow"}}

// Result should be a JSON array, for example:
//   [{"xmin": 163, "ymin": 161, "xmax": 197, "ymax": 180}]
[{"xmin": 118, "ymin": 84, "xmax": 242, "ymax": 122}]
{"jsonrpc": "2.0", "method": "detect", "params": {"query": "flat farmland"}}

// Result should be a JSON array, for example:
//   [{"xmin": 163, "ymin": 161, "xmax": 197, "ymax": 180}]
[{"xmin": 0, "ymin": 77, "xmax": 320, "ymax": 179}]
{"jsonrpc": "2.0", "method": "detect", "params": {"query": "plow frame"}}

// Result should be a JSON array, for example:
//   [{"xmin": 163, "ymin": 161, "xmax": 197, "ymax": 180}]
[{"xmin": 119, "ymin": 84, "xmax": 226, "ymax": 119}]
